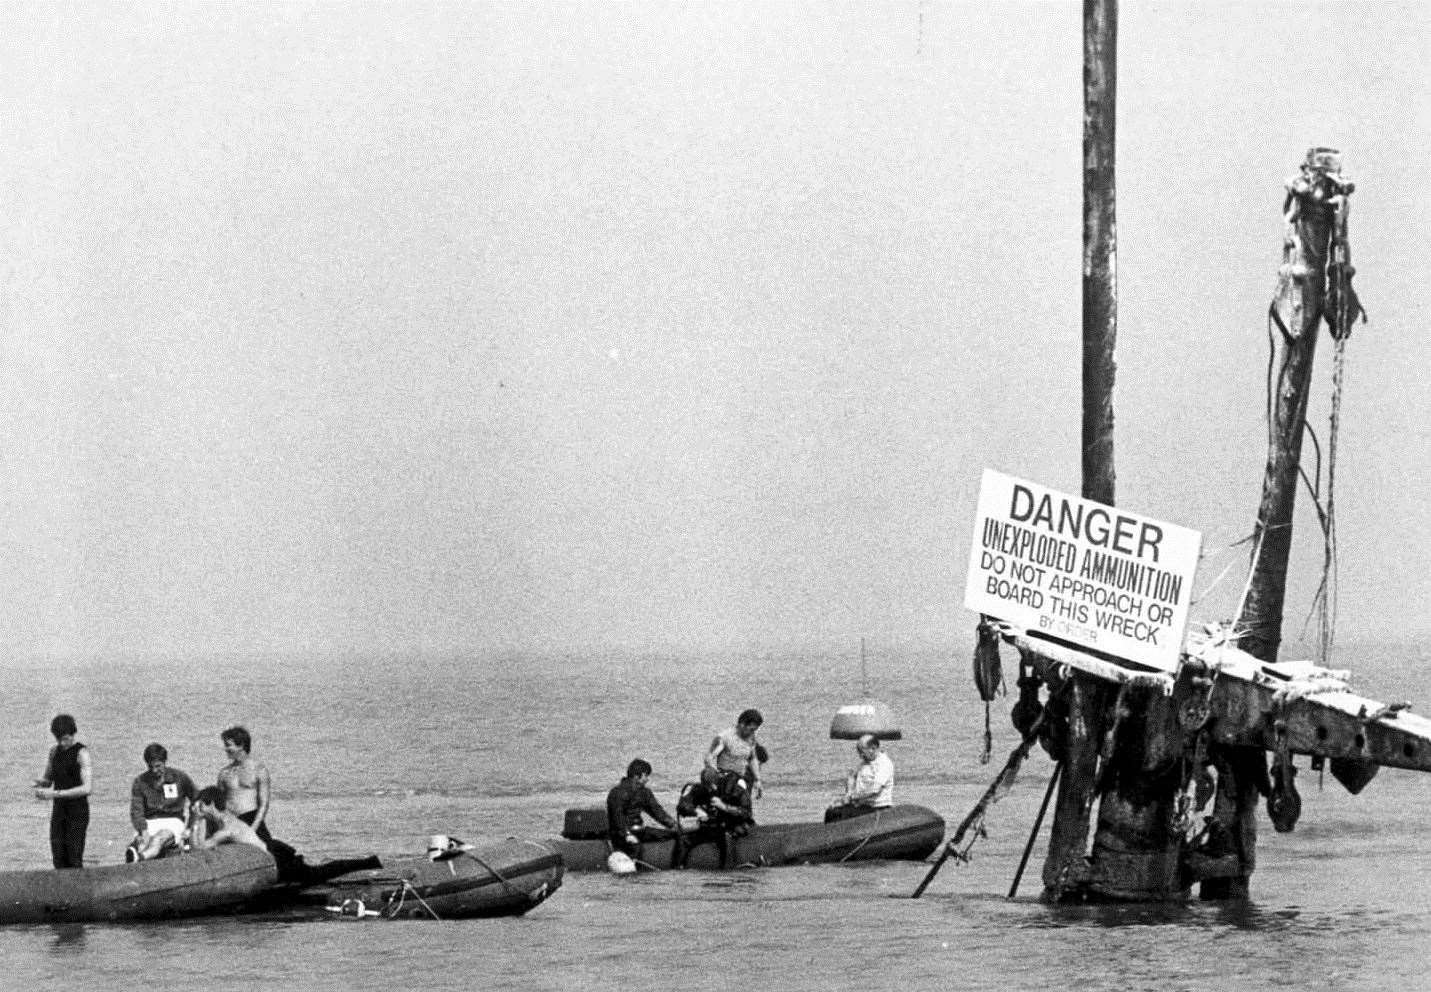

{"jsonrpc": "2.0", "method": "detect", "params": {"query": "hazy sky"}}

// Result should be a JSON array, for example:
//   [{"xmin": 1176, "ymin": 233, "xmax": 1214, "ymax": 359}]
[{"xmin": 3, "ymin": 2, "xmax": 1427, "ymax": 662}]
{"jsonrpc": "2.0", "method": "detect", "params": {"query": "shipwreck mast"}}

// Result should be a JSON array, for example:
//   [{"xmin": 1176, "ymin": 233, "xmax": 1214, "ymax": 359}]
[
  {"xmin": 1039, "ymin": 0, "xmax": 1120, "ymax": 900},
  {"xmin": 1203, "ymin": 148, "xmax": 1362, "ymax": 899},
  {"xmin": 937, "ymin": 4, "xmax": 1389, "ymax": 907},
  {"xmin": 1236, "ymin": 149, "xmax": 1358, "ymax": 663}
]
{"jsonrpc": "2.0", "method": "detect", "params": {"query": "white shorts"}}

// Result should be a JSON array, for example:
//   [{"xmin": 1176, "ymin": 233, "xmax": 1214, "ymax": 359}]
[{"xmin": 144, "ymin": 817, "xmax": 187, "ymax": 843}]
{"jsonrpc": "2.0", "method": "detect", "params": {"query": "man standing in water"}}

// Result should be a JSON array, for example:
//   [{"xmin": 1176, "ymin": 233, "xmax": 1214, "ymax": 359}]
[
  {"xmin": 34, "ymin": 714, "xmax": 93, "ymax": 869},
  {"xmin": 217, "ymin": 725, "xmax": 273, "ymax": 842}
]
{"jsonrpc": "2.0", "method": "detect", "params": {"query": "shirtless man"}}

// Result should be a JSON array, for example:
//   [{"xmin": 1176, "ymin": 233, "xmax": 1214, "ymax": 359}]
[
  {"xmin": 703, "ymin": 708, "xmax": 765, "ymax": 800},
  {"xmin": 189, "ymin": 786, "xmax": 270, "ymax": 853},
  {"xmin": 216, "ymin": 725, "xmax": 273, "ymax": 842}
]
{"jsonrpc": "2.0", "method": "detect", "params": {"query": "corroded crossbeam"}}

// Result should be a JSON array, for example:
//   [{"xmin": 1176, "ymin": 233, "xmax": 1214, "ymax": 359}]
[
  {"xmin": 1193, "ymin": 642, "xmax": 1431, "ymax": 773},
  {"xmin": 994, "ymin": 623, "xmax": 1431, "ymax": 774}
]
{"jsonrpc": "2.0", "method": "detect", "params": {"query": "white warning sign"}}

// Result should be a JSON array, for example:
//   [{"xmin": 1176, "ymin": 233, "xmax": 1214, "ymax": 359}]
[{"xmin": 963, "ymin": 469, "xmax": 1202, "ymax": 672}]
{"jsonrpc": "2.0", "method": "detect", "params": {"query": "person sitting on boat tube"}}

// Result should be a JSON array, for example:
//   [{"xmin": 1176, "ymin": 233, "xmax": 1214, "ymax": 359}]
[
  {"xmin": 703, "ymin": 708, "xmax": 765, "ymax": 805},
  {"xmin": 126, "ymin": 742, "xmax": 198, "ymax": 862},
  {"xmin": 826, "ymin": 734, "xmax": 893, "ymax": 823},
  {"xmin": 606, "ymin": 758, "xmax": 679, "ymax": 861}
]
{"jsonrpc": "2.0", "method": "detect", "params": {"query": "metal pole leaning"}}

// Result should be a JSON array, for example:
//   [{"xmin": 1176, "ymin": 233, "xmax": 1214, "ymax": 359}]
[
  {"xmin": 1008, "ymin": 761, "xmax": 1063, "ymax": 898},
  {"xmin": 911, "ymin": 713, "xmax": 1048, "ymax": 899}
]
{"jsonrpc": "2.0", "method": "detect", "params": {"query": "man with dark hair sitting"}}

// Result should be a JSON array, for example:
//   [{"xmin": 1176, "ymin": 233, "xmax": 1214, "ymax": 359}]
[
  {"xmin": 127, "ymin": 742, "xmax": 198, "ymax": 861},
  {"xmin": 606, "ymin": 758, "xmax": 679, "ymax": 865}
]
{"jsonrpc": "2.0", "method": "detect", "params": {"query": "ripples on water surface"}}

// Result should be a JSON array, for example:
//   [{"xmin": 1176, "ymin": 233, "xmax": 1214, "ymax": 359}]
[{"xmin": 1, "ymin": 644, "xmax": 1428, "ymax": 990}]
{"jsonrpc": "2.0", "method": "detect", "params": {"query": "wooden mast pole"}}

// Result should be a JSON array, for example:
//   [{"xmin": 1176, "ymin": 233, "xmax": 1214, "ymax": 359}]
[
  {"xmin": 1082, "ymin": 2, "xmax": 1117, "ymax": 506},
  {"xmin": 1236, "ymin": 149, "xmax": 1349, "ymax": 663},
  {"xmin": 1040, "ymin": 0, "xmax": 1118, "ymax": 900},
  {"xmin": 1199, "ymin": 148, "xmax": 1355, "ymax": 900}
]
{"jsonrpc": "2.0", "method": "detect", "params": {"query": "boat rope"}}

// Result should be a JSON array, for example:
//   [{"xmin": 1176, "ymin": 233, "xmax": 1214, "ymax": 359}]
[
  {"xmin": 380, "ymin": 879, "xmax": 441, "ymax": 920},
  {"xmin": 837, "ymin": 810, "xmax": 883, "ymax": 864},
  {"xmin": 463, "ymin": 849, "xmax": 525, "ymax": 897},
  {"xmin": 1300, "ymin": 318, "xmax": 1350, "ymax": 663},
  {"xmin": 1189, "ymin": 530, "xmax": 1255, "ymax": 608},
  {"xmin": 402, "ymin": 880, "xmax": 441, "ymax": 919}
]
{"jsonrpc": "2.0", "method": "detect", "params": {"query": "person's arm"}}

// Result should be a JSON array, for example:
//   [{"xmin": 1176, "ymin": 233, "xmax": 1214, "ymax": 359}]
[
  {"xmin": 253, "ymin": 762, "xmax": 271, "ymax": 829},
  {"xmin": 178, "ymin": 772, "xmax": 197, "ymax": 827},
  {"xmin": 33, "ymin": 746, "xmax": 56, "ymax": 792},
  {"xmin": 703, "ymin": 736, "xmax": 724, "ymax": 775},
  {"xmin": 37, "ymin": 747, "xmax": 93, "ymax": 801},
  {"xmin": 874, "ymin": 756, "xmax": 893, "ymax": 796},
  {"xmin": 130, "ymin": 776, "xmax": 148, "ymax": 833},
  {"xmin": 608, "ymin": 784, "xmax": 641, "ymax": 846},
  {"xmin": 188, "ymin": 811, "xmax": 209, "ymax": 849},
  {"xmin": 200, "ymin": 825, "xmax": 233, "ymax": 850},
  {"xmin": 74, "ymin": 747, "xmax": 94, "ymax": 798},
  {"xmin": 747, "ymin": 744, "xmax": 763, "ymax": 799},
  {"xmin": 847, "ymin": 763, "xmax": 877, "ymax": 803},
  {"xmin": 642, "ymin": 788, "xmax": 677, "ymax": 830}
]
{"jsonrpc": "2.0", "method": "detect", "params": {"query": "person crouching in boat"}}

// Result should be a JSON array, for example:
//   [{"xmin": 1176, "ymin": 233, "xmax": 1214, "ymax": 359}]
[
  {"xmin": 606, "ymin": 758, "xmax": 679, "ymax": 872},
  {"xmin": 126, "ymin": 742, "xmax": 199, "ymax": 862},
  {"xmin": 825, "ymin": 734, "xmax": 893, "ymax": 823}
]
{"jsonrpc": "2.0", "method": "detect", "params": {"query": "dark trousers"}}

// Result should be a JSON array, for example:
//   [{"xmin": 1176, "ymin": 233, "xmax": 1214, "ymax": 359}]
[
  {"xmin": 236, "ymin": 808, "xmax": 274, "ymax": 843},
  {"xmin": 824, "ymin": 803, "xmax": 881, "ymax": 824},
  {"xmin": 50, "ymin": 800, "xmax": 89, "ymax": 869},
  {"xmin": 237, "ymin": 809, "xmax": 307, "ymax": 882}
]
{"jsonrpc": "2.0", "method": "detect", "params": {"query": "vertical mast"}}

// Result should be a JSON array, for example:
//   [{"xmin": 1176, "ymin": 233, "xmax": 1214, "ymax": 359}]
[
  {"xmin": 1041, "ymin": 0, "xmax": 1119, "ymax": 900},
  {"xmin": 1082, "ymin": 0, "xmax": 1117, "ymax": 507},
  {"xmin": 1235, "ymin": 149, "xmax": 1353, "ymax": 663},
  {"xmin": 1199, "ymin": 149, "xmax": 1359, "ymax": 900}
]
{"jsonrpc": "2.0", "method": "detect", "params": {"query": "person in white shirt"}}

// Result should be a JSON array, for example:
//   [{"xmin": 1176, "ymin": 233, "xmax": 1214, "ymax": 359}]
[{"xmin": 828, "ymin": 734, "xmax": 894, "ymax": 821}]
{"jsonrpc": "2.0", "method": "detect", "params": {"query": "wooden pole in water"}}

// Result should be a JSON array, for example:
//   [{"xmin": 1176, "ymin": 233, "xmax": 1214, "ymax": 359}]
[
  {"xmin": 1040, "ymin": 0, "xmax": 1118, "ymax": 902},
  {"xmin": 1081, "ymin": 0, "xmax": 1117, "ymax": 508},
  {"xmin": 1235, "ymin": 149, "xmax": 1349, "ymax": 663},
  {"xmin": 1203, "ymin": 148, "xmax": 1355, "ymax": 900}
]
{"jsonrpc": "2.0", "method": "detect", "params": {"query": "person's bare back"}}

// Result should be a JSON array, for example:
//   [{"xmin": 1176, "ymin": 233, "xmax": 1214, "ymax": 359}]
[{"xmin": 191, "ymin": 787, "xmax": 269, "ymax": 854}]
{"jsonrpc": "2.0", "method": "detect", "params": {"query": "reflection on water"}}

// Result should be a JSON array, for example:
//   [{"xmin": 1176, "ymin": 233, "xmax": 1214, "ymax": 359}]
[{"xmin": 47, "ymin": 923, "xmax": 87, "ymax": 952}]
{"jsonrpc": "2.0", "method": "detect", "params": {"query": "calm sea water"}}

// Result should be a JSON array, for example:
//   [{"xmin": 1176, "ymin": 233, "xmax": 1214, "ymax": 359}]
[{"xmin": 1, "ymin": 643, "xmax": 1429, "ymax": 991}]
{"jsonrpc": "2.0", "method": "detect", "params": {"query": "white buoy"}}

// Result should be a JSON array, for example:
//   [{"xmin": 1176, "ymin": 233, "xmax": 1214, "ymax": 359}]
[
  {"xmin": 828, "ymin": 639, "xmax": 903, "ymax": 739},
  {"xmin": 829, "ymin": 699, "xmax": 903, "ymax": 740},
  {"xmin": 607, "ymin": 851, "xmax": 637, "ymax": 874}
]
